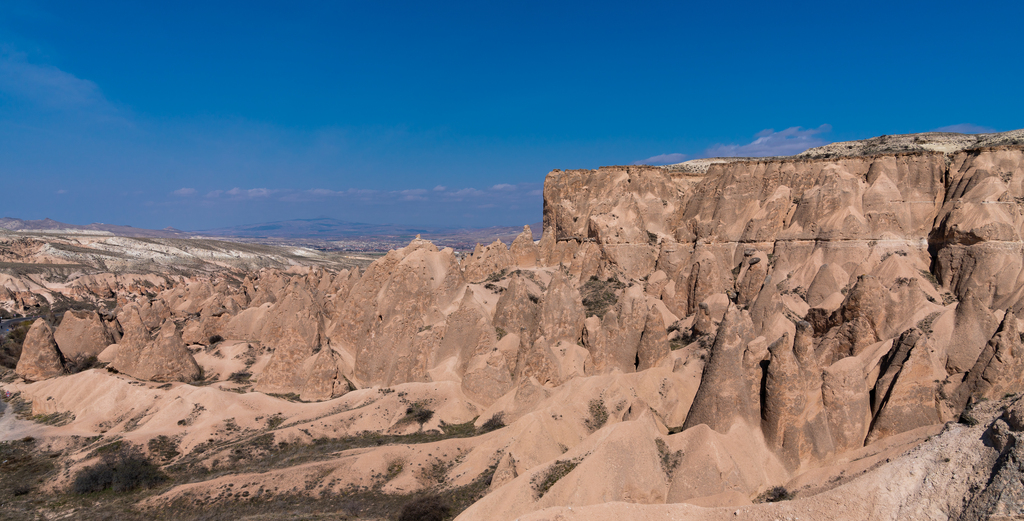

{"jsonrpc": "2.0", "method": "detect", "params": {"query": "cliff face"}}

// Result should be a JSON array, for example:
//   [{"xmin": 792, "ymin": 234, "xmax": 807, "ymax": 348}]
[
  {"xmin": 544, "ymin": 147, "xmax": 1024, "ymax": 309},
  {"xmin": 527, "ymin": 143, "xmax": 1024, "ymax": 473}
]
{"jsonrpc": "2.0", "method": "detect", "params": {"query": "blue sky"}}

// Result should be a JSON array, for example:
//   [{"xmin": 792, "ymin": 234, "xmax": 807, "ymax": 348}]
[{"xmin": 1, "ymin": 1, "xmax": 1021, "ymax": 230}]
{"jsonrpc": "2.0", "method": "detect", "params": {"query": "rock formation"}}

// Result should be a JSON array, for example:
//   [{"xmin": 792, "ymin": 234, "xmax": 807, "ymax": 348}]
[
  {"xmin": 15, "ymin": 320, "xmax": 64, "ymax": 381},
  {"xmin": 53, "ymin": 310, "xmax": 113, "ymax": 359},
  {"xmin": 3, "ymin": 129, "xmax": 1024, "ymax": 521}
]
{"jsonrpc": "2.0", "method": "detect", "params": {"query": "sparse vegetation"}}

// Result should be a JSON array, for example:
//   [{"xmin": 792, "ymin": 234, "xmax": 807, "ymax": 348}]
[
  {"xmin": 584, "ymin": 398, "xmax": 609, "ymax": 432},
  {"xmin": 755, "ymin": 486, "xmax": 794, "ymax": 503},
  {"xmin": 439, "ymin": 419, "xmax": 477, "ymax": 437},
  {"xmin": 919, "ymin": 269, "xmax": 941, "ymax": 289},
  {"xmin": 147, "ymin": 435, "xmax": 180, "ymax": 462},
  {"xmin": 265, "ymin": 413, "xmax": 286, "ymax": 430},
  {"xmin": 670, "ymin": 327, "xmax": 702, "ymax": 350},
  {"xmin": 64, "ymin": 354, "xmax": 100, "ymax": 374},
  {"xmin": 479, "ymin": 412, "xmax": 506, "ymax": 433},
  {"xmin": 227, "ymin": 370, "xmax": 251, "ymax": 384},
  {"xmin": 419, "ymin": 457, "xmax": 453, "ymax": 486},
  {"xmin": 532, "ymin": 457, "xmax": 582, "ymax": 498},
  {"xmin": 581, "ymin": 277, "xmax": 625, "ymax": 318},
  {"xmin": 72, "ymin": 443, "xmax": 167, "ymax": 494},
  {"xmin": 0, "ymin": 319, "xmax": 34, "ymax": 369},
  {"xmin": 381, "ymin": 457, "xmax": 405, "ymax": 485},
  {"xmin": 916, "ymin": 311, "xmax": 942, "ymax": 336},
  {"xmin": 268, "ymin": 392, "xmax": 303, "ymax": 402},
  {"xmin": 31, "ymin": 410, "xmax": 75, "ymax": 426},
  {"xmin": 397, "ymin": 401, "xmax": 435, "ymax": 429},
  {"xmin": 0, "ymin": 436, "xmax": 55, "ymax": 502},
  {"xmin": 655, "ymin": 438, "xmax": 683, "ymax": 476},
  {"xmin": 495, "ymin": 326, "xmax": 507, "ymax": 340},
  {"xmin": 398, "ymin": 495, "xmax": 451, "ymax": 521},
  {"xmin": 208, "ymin": 334, "xmax": 224, "ymax": 345},
  {"xmin": 484, "ymin": 269, "xmax": 508, "ymax": 283}
]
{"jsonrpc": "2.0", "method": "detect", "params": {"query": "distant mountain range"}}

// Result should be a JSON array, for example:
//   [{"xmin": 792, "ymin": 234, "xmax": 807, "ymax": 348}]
[
  {"xmin": 0, "ymin": 217, "xmax": 542, "ymax": 251},
  {"xmin": 0, "ymin": 217, "xmax": 188, "ymax": 238}
]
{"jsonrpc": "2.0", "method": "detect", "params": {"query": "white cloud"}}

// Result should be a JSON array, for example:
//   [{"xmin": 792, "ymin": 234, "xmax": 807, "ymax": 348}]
[
  {"xmin": 705, "ymin": 124, "xmax": 832, "ymax": 158},
  {"xmin": 433, "ymin": 185, "xmax": 447, "ymax": 192},
  {"xmin": 172, "ymin": 187, "xmax": 196, "ymax": 196},
  {"xmin": 449, "ymin": 188, "xmax": 486, "ymax": 198},
  {"xmin": 630, "ymin": 153, "xmax": 687, "ymax": 166},
  {"xmin": 932, "ymin": 123, "xmax": 997, "ymax": 134},
  {"xmin": 223, "ymin": 187, "xmax": 275, "ymax": 199},
  {"xmin": 205, "ymin": 190, "xmax": 223, "ymax": 198},
  {"xmin": 400, "ymin": 188, "xmax": 428, "ymax": 201},
  {"xmin": 491, "ymin": 183, "xmax": 516, "ymax": 191}
]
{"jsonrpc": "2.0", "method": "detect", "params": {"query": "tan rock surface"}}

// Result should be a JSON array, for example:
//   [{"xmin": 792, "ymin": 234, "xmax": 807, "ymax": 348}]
[
  {"xmin": 15, "ymin": 320, "xmax": 64, "ymax": 381},
  {"xmin": 52, "ymin": 310, "xmax": 114, "ymax": 359}
]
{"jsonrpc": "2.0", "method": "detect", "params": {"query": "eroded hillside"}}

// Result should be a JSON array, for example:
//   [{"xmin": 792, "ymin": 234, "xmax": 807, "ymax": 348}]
[{"xmin": 2, "ymin": 129, "xmax": 1024, "ymax": 520}]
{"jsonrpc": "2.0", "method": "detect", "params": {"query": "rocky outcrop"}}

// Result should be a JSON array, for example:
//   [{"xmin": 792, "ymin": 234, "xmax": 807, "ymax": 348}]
[
  {"xmin": 253, "ymin": 280, "xmax": 326, "ymax": 394},
  {"xmin": 463, "ymin": 239, "xmax": 515, "ymax": 283},
  {"xmin": 509, "ymin": 225, "xmax": 540, "ymax": 267},
  {"xmin": 762, "ymin": 321, "xmax": 834, "ymax": 471},
  {"xmin": 15, "ymin": 320, "xmax": 64, "ymax": 381},
  {"xmin": 347, "ymin": 239, "xmax": 465, "ymax": 386},
  {"xmin": 955, "ymin": 311, "xmax": 1024, "ymax": 406},
  {"xmin": 682, "ymin": 307, "xmax": 758, "ymax": 433},
  {"xmin": 53, "ymin": 310, "xmax": 114, "ymax": 360},
  {"xmin": 867, "ymin": 329, "xmax": 943, "ymax": 443},
  {"xmin": 111, "ymin": 313, "xmax": 201, "ymax": 383}
]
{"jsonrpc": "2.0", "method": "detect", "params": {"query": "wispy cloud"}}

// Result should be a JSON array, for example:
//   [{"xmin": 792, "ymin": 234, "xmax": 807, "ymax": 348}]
[
  {"xmin": 0, "ymin": 46, "xmax": 117, "ymax": 114},
  {"xmin": 433, "ymin": 185, "xmax": 447, "ymax": 192},
  {"xmin": 932, "ymin": 123, "xmax": 996, "ymax": 134},
  {"xmin": 172, "ymin": 187, "xmax": 196, "ymax": 196},
  {"xmin": 630, "ymin": 153, "xmax": 687, "ymax": 166},
  {"xmin": 705, "ymin": 124, "xmax": 832, "ymax": 158},
  {"xmin": 207, "ymin": 187, "xmax": 278, "ymax": 199},
  {"xmin": 491, "ymin": 183, "xmax": 516, "ymax": 191},
  {"xmin": 400, "ymin": 188, "xmax": 428, "ymax": 201}
]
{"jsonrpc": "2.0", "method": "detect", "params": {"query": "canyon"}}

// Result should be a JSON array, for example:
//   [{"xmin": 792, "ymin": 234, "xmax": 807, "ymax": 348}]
[{"xmin": 2, "ymin": 128, "xmax": 1024, "ymax": 520}]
